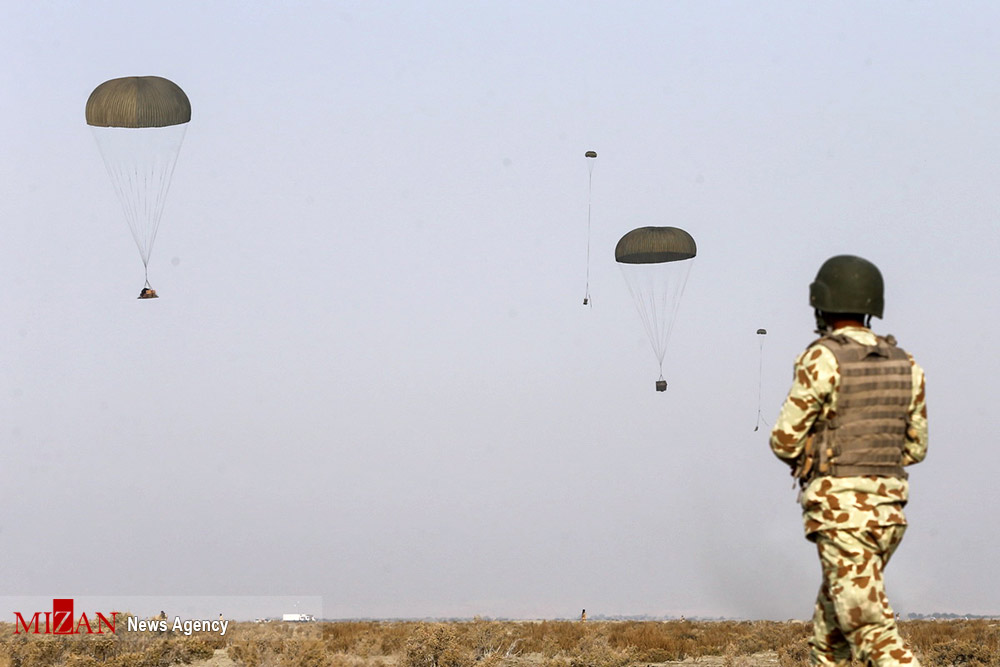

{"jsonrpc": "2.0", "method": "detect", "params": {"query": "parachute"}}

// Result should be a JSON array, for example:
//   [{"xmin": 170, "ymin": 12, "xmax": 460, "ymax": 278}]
[
  {"xmin": 582, "ymin": 150, "xmax": 598, "ymax": 306},
  {"xmin": 87, "ymin": 76, "xmax": 191, "ymax": 298},
  {"xmin": 754, "ymin": 328, "xmax": 768, "ymax": 431},
  {"xmin": 615, "ymin": 226, "xmax": 696, "ymax": 391}
]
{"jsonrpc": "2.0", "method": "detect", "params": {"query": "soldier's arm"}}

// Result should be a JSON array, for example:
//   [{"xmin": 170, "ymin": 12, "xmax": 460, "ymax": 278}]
[
  {"xmin": 769, "ymin": 345, "xmax": 834, "ymax": 466},
  {"xmin": 902, "ymin": 357, "xmax": 928, "ymax": 466}
]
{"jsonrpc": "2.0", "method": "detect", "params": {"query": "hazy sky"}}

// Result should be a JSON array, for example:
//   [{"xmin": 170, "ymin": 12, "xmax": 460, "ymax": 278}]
[{"xmin": 2, "ymin": 1, "xmax": 998, "ymax": 621}]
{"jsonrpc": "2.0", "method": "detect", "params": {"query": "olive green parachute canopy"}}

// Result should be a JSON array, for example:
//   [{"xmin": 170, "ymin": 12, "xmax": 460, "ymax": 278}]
[
  {"xmin": 585, "ymin": 150, "xmax": 597, "ymax": 158},
  {"xmin": 757, "ymin": 328, "xmax": 767, "ymax": 335},
  {"xmin": 614, "ymin": 226, "xmax": 697, "ymax": 264},
  {"xmin": 86, "ymin": 76, "xmax": 191, "ymax": 128}
]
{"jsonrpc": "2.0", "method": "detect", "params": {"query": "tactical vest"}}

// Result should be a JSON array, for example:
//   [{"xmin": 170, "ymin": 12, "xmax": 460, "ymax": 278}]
[{"xmin": 809, "ymin": 333, "xmax": 913, "ymax": 480}]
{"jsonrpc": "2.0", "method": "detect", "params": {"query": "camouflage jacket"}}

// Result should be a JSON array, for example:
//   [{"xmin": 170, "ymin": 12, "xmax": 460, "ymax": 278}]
[{"xmin": 769, "ymin": 326, "xmax": 928, "ymax": 540}]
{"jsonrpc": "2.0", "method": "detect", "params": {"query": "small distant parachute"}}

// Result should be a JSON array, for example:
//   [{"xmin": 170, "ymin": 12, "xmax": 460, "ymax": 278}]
[
  {"xmin": 754, "ymin": 327, "xmax": 768, "ymax": 430},
  {"xmin": 87, "ymin": 76, "xmax": 191, "ymax": 298},
  {"xmin": 582, "ymin": 150, "xmax": 598, "ymax": 305},
  {"xmin": 615, "ymin": 226, "xmax": 696, "ymax": 392}
]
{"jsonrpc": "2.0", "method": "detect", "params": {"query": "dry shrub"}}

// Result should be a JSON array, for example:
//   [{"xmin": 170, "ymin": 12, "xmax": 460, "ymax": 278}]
[
  {"xmin": 376, "ymin": 623, "xmax": 414, "ymax": 655},
  {"xmin": 227, "ymin": 620, "xmax": 326, "ymax": 667},
  {"xmin": 462, "ymin": 619, "xmax": 522, "ymax": 664},
  {"xmin": 327, "ymin": 622, "xmax": 410, "ymax": 657},
  {"xmin": 61, "ymin": 656, "xmax": 101, "ymax": 667},
  {"xmin": 105, "ymin": 651, "xmax": 146, "ymax": 667},
  {"xmin": 226, "ymin": 639, "xmax": 267, "ymax": 667},
  {"xmin": 595, "ymin": 619, "xmax": 810, "ymax": 662},
  {"xmin": 515, "ymin": 621, "xmax": 587, "ymax": 655},
  {"xmin": 722, "ymin": 641, "xmax": 757, "ymax": 667},
  {"xmin": 775, "ymin": 635, "xmax": 811, "ymax": 667},
  {"xmin": 905, "ymin": 620, "xmax": 1000, "ymax": 656},
  {"xmin": 323, "ymin": 622, "xmax": 380, "ymax": 654},
  {"xmin": 110, "ymin": 633, "xmax": 217, "ymax": 666},
  {"xmin": 227, "ymin": 622, "xmax": 294, "ymax": 667},
  {"xmin": 328, "ymin": 653, "xmax": 391, "ymax": 667},
  {"xmin": 604, "ymin": 621, "xmax": 692, "ymax": 660},
  {"xmin": 278, "ymin": 637, "xmax": 333, "ymax": 667},
  {"xmin": 13, "ymin": 635, "xmax": 66, "ymax": 667},
  {"xmin": 926, "ymin": 641, "xmax": 998, "ymax": 666},
  {"xmin": 567, "ymin": 635, "xmax": 633, "ymax": 667},
  {"xmin": 403, "ymin": 623, "xmax": 469, "ymax": 667},
  {"xmin": 903, "ymin": 620, "xmax": 1000, "ymax": 667}
]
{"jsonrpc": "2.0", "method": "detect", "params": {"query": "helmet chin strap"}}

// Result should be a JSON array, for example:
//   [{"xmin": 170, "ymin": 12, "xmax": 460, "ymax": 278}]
[{"xmin": 814, "ymin": 309, "xmax": 830, "ymax": 335}]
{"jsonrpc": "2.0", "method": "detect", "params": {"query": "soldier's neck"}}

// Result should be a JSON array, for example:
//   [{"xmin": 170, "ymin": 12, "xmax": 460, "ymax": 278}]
[{"xmin": 827, "ymin": 316, "xmax": 867, "ymax": 331}]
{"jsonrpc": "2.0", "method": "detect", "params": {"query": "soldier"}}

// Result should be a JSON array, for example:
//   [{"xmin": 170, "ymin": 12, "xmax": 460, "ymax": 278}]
[{"xmin": 770, "ymin": 255, "xmax": 928, "ymax": 667}]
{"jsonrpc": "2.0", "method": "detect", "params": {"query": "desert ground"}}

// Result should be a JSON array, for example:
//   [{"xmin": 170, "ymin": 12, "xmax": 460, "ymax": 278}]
[{"xmin": 2, "ymin": 618, "xmax": 997, "ymax": 667}]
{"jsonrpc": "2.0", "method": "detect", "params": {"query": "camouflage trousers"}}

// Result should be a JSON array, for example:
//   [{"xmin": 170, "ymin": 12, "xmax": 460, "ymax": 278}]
[{"xmin": 810, "ymin": 526, "xmax": 920, "ymax": 666}]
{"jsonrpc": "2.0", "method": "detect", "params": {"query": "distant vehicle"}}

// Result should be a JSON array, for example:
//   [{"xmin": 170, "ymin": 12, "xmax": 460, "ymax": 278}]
[{"xmin": 282, "ymin": 613, "xmax": 316, "ymax": 622}]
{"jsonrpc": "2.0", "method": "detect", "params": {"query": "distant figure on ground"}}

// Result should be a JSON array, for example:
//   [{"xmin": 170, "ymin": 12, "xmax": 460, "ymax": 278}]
[
  {"xmin": 154, "ymin": 610, "xmax": 168, "ymax": 634},
  {"xmin": 580, "ymin": 609, "xmax": 586, "ymax": 622},
  {"xmin": 770, "ymin": 255, "xmax": 927, "ymax": 667}
]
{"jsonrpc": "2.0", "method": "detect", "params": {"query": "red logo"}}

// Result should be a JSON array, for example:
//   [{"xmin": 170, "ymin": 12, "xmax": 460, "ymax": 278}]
[{"xmin": 13, "ymin": 599, "xmax": 117, "ymax": 634}]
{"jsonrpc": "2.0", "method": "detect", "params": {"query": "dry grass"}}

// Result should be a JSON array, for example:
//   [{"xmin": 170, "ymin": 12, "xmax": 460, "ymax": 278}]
[{"xmin": 0, "ymin": 618, "xmax": 996, "ymax": 667}]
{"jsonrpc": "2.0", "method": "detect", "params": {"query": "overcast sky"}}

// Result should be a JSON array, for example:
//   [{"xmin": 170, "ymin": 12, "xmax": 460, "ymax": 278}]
[{"xmin": 2, "ymin": 1, "xmax": 998, "ymax": 622}]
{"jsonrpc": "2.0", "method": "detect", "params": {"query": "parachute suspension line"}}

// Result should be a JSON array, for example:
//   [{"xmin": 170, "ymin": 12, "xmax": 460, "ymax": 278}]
[
  {"xmin": 93, "ymin": 124, "xmax": 186, "ymax": 273},
  {"xmin": 620, "ymin": 262, "xmax": 692, "ymax": 379},
  {"xmin": 658, "ymin": 264, "xmax": 692, "ymax": 373},
  {"xmin": 583, "ymin": 165, "xmax": 593, "ymax": 306},
  {"xmin": 102, "ymin": 158, "xmax": 145, "ymax": 262},
  {"xmin": 144, "ymin": 126, "xmax": 186, "ymax": 266}
]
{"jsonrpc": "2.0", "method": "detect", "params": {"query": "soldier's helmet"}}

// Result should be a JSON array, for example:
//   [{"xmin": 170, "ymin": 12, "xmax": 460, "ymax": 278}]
[{"xmin": 809, "ymin": 255, "xmax": 884, "ymax": 318}]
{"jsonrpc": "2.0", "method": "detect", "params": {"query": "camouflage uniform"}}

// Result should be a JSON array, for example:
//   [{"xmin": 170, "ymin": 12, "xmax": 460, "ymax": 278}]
[{"xmin": 771, "ymin": 325, "xmax": 927, "ymax": 666}]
